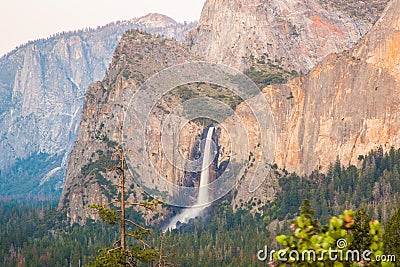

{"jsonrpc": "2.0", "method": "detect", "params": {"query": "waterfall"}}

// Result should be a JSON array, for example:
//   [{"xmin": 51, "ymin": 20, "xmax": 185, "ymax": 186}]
[
  {"xmin": 163, "ymin": 127, "xmax": 215, "ymax": 231},
  {"xmin": 196, "ymin": 126, "xmax": 214, "ymax": 206}
]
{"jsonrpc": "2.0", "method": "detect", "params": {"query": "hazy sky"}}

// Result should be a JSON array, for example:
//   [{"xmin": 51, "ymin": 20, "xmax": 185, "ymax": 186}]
[{"xmin": 0, "ymin": 0, "xmax": 206, "ymax": 56}]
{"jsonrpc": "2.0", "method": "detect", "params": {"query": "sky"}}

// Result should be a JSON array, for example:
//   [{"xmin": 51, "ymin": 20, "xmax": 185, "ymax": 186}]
[{"xmin": 0, "ymin": 0, "xmax": 206, "ymax": 56}]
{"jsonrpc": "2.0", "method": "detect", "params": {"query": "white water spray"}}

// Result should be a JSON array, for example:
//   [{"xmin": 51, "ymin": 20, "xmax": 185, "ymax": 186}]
[{"xmin": 164, "ymin": 127, "xmax": 215, "ymax": 231}]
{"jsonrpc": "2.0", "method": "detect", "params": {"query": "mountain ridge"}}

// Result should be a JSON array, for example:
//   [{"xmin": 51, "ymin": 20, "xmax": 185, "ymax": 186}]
[
  {"xmin": 0, "ymin": 14, "xmax": 196, "ymax": 198},
  {"xmin": 58, "ymin": 0, "xmax": 399, "ymax": 223},
  {"xmin": 187, "ymin": 0, "xmax": 389, "ymax": 72},
  {"xmin": 221, "ymin": 0, "xmax": 400, "ymax": 180},
  {"xmin": 1, "ymin": 13, "xmax": 190, "ymax": 58},
  {"xmin": 58, "ymin": 30, "xmax": 200, "ymax": 223}
]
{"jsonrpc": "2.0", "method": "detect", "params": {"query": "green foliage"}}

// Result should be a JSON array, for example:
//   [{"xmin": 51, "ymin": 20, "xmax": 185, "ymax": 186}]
[
  {"xmin": 0, "ymin": 152, "xmax": 63, "ymax": 197},
  {"xmin": 244, "ymin": 58, "xmax": 298, "ymax": 88},
  {"xmin": 81, "ymin": 149, "xmax": 119, "ymax": 198},
  {"xmin": 0, "ymin": 200, "xmax": 119, "ymax": 267},
  {"xmin": 86, "ymin": 153, "xmax": 161, "ymax": 266},
  {"xmin": 84, "ymin": 236, "xmax": 159, "ymax": 267},
  {"xmin": 86, "ymin": 245, "xmax": 159, "ymax": 267},
  {"xmin": 89, "ymin": 204, "xmax": 119, "ymax": 224},
  {"xmin": 86, "ymin": 248, "xmax": 127, "ymax": 267},
  {"xmin": 86, "ymin": 247, "xmax": 156, "ymax": 267},
  {"xmin": 130, "ymin": 245, "xmax": 159, "ymax": 263},
  {"xmin": 159, "ymin": 201, "xmax": 275, "ymax": 266},
  {"xmin": 274, "ymin": 201, "xmax": 393, "ymax": 266},
  {"xmin": 351, "ymin": 208, "xmax": 372, "ymax": 252},
  {"xmin": 164, "ymin": 82, "xmax": 243, "ymax": 117},
  {"xmin": 317, "ymin": 0, "xmax": 389, "ymax": 23},
  {"xmin": 263, "ymin": 147, "xmax": 400, "ymax": 224},
  {"xmin": 384, "ymin": 206, "xmax": 400, "ymax": 261},
  {"xmin": 1, "ymin": 147, "xmax": 400, "ymax": 266}
]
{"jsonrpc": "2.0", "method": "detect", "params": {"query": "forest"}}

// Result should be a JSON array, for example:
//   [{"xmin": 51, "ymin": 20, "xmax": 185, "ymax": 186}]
[{"xmin": 1, "ymin": 147, "xmax": 399, "ymax": 266}]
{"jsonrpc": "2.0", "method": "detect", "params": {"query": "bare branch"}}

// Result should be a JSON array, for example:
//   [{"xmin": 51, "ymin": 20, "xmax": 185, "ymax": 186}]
[
  {"xmin": 112, "ymin": 239, "xmax": 122, "ymax": 248},
  {"xmin": 107, "ymin": 199, "xmax": 120, "ymax": 206},
  {"xmin": 107, "ymin": 165, "xmax": 123, "ymax": 172},
  {"xmin": 125, "ymin": 218, "xmax": 149, "ymax": 231},
  {"xmin": 125, "ymin": 201, "xmax": 159, "ymax": 210},
  {"xmin": 107, "ymin": 246, "xmax": 122, "ymax": 253},
  {"xmin": 126, "ymin": 233, "xmax": 151, "ymax": 248}
]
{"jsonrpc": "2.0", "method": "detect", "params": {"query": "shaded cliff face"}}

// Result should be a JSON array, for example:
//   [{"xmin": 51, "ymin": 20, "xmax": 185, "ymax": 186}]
[
  {"xmin": 59, "ymin": 31, "xmax": 202, "ymax": 223},
  {"xmin": 220, "ymin": 0, "xmax": 400, "ymax": 180},
  {"xmin": 187, "ymin": 0, "xmax": 374, "ymax": 72},
  {"xmin": 0, "ymin": 14, "xmax": 196, "ymax": 198}
]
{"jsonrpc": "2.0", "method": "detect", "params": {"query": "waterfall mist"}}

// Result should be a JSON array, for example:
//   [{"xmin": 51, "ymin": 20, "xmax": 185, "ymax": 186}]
[{"xmin": 164, "ymin": 126, "xmax": 215, "ymax": 231}]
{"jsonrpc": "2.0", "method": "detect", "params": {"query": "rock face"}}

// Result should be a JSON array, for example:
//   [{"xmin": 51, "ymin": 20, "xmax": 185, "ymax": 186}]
[
  {"xmin": 270, "ymin": 0, "xmax": 400, "ymax": 174},
  {"xmin": 221, "ymin": 0, "xmax": 400, "ymax": 179},
  {"xmin": 0, "ymin": 14, "xmax": 196, "ymax": 197},
  {"xmin": 58, "ymin": 30, "xmax": 201, "ymax": 223},
  {"xmin": 60, "ymin": 0, "xmax": 399, "ymax": 222},
  {"xmin": 317, "ymin": 0, "xmax": 389, "ymax": 24},
  {"xmin": 187, "ymin": 0, "xmax": 381, "ymax": 72}
]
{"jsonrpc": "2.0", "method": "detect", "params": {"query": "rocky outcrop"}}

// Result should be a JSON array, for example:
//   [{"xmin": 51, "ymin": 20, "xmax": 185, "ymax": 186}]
[
  {"xmin": 58, "ymin": 30, "xmax": 202, "ymax": 223},
  {"xmin": 187, "ymin": 0, "xmax": 374, "ymax": 72},
  {"xmin": 272, "ymin": 0, "xmax": 400, "ymax": 174},
  {"xmin": 221, "ymin": 0, "xmax": 400, "ymax": 179},
  {"xmin": 60, "ymin": 0, "xmax": 399, "ymax": 222},
  {"xmin": 318, "ymin": 0, "xmax": 389, "ymax": 24},
  {"xmin": 0, "ymin": 14, "xmax": 196, "ymax": 197}
]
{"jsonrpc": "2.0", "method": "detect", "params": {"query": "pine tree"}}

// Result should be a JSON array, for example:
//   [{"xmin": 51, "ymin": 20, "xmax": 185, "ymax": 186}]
[
  {"xmin": 87, "ymin": 150, "xmax": 161, "ymax": 266},
  {"xmin": 351, "ymin": 207, "xmax": 372, "ymax": 252},
  {"xmin": 384, "ymin": 206, "xmax": 400, "ymax": 261}
]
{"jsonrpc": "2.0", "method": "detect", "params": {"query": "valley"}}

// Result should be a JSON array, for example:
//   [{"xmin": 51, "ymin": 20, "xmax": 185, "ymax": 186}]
[{"xmin": 0, "ymin": 0, "xmax": 399, "ymax": 266}]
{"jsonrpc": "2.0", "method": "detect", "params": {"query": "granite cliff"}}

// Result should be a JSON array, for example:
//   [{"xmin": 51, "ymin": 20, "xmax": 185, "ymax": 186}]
[
  {"xmin": 58, "ymin": 30, "xmax": 201, "ymax": 223},
  {"xmin": 271, "ymin": 0, "xmax": 400, "ymax": 174},
  {"xmin": 218, "ymin": 0, "xmax": 400, "ymax": 208},
  {"xmin": 187, "ymin": 0, "xmax": 387, "ymax": 72},
  {"xmin": 0, "ymin": 14, "xmax": 195, "ymax": 198},
  {"xmin": 60, "ymin": 0, "xmax": 399, "ymax": 222}
]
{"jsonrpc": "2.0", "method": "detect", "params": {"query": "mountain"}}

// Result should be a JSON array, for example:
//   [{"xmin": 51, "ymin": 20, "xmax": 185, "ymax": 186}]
[
  {"xmin": 269, "ymin": 0, "xmax": 400, "ymax": 174},
  {"xmin": 58, "ymin": 30, "xmax": 200, "ymax": 223},
  {"xmin": 187, "ymin": 0, "xmax": 388, "ymax": 72},
  {"xmin": 218, "ymin": 0, "xmax": 400, "ymax": 208},
  {"xmin": 0, "ymin": 14, "xmax": 196, "ymax": 198},
  {"xmin": 59, "ymin": 0, "xmax": 398, "ymax": 223}
]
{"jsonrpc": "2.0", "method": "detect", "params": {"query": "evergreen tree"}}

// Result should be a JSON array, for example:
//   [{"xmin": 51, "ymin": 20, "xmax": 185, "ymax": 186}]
[
  {"xmin": 351, "ymin": 208, "xmax": 372, "ymax": 252},
  {"xmin": 384, "ymin": 206, "xmax": 400, "ymax": 261},
  {"xmin": 87, "ymin": 150, "xmax": 160, "ymax": 266}
]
